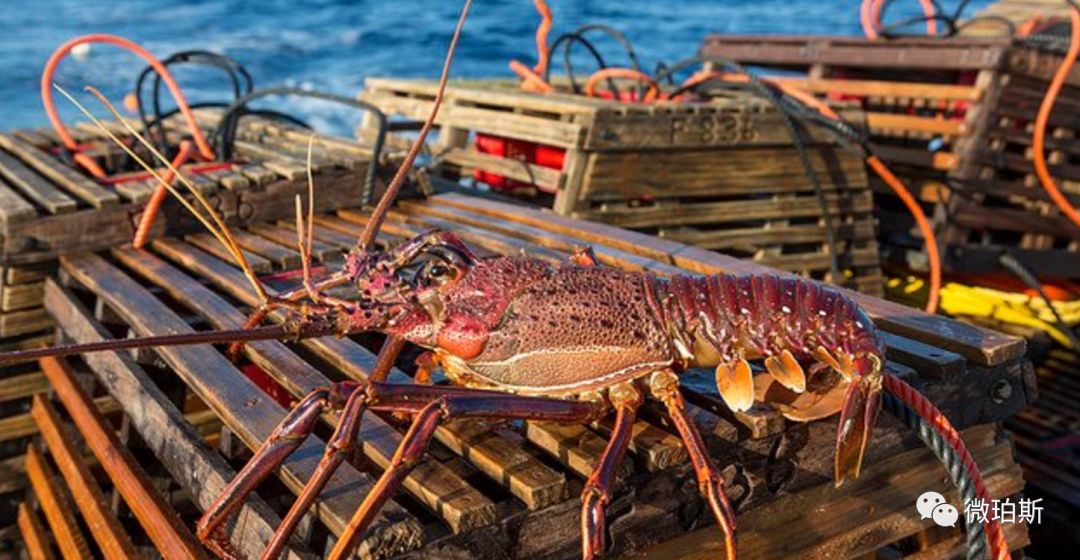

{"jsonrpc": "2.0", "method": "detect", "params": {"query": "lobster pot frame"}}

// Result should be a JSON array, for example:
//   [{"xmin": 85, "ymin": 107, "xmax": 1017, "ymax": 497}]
[
  {"xmin": 29, "ymin": 192, "xmax": 1032, "ymax": 558},
  {"xmin": 358, "ymin": 78, "xmax": 883, "ymax": 296},
  {"xmin": 0, "ymin": 114, "xmax": 396, "ymax": 340},
  {"xmin": 0, "ymin": 114, "xmax": 397, "ymax": 527},
  {"xmin": 697, "ymin": 34, "xmax": 1080, "ymax": 278}
]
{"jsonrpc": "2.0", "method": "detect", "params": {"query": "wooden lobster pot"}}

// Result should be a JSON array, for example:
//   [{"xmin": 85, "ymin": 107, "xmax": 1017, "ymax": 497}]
[
  {"xmin": 359, "ymin": 78, "xmax": 883, "ymax": 296},
  {"xmin": 697, "ymin": 34, "xmax": 1080, "ymax": 278},
  {"xmin": 32, "ymin": 192, "xmax": 1032, "ymax": 559},
  {"xmin": 0, "ymin": 115, "xmax": 398, "ymax": 533}
]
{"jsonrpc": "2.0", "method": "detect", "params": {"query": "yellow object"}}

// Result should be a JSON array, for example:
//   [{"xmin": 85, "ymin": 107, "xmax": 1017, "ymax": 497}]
[{"xmin": 886, "ymin": 276, "xmax": 1079, "ymax": 349}]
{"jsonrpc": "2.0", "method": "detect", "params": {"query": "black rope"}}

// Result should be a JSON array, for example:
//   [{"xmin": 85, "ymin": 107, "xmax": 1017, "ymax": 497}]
[
  {"xmin": 545, "ymin": 32, "xmax": 618, "ymax": 95},
  {"xmin": 214, "ymin": 87, "xmax": 389, "ymax": 207},
  {"xmin": 657, "ymin": 55, "xmax": 845, "ymax": 282},
  {"xmin": 883, "ymin": 392, "xmax": 988, "ymax": 560},
  {"xmin": 134, "ymin": 50, "xmax": 253, "ymax": 154},
  {"xmin": 999, "ymin": 251, "xmax": 1080, "ymax": 350}
]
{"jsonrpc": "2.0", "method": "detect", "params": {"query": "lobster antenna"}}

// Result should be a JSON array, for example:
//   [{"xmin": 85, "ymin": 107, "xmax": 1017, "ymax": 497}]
[
  {"xmin": 295, "ymin": 134, "xmax": 317, "ymax": 287},
  {"xmin": 357, "ymin": 0, "xmax": 472, "ymax": 250},
  {"xmin": 74, "ymin": 85, "xmax": 270, "ymax": 304},
  {"xmin": 0, "ymin": 323, "xmax": 332, "ymax": 367}
]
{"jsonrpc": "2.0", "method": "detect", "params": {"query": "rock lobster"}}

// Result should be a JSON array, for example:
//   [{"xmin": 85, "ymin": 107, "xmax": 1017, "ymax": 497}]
[{"xmin": 0, "ymin": 1, "xmax": 1006, "ymax": 559}]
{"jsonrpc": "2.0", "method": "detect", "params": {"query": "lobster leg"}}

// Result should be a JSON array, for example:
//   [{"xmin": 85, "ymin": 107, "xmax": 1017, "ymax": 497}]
[
  {"xmin": 581, "ymin": 384, "xmax": 641, "ymax": 560},
  {"xmin": 195, "ymin": 382, "xmax": 360, "ymax": 554},
  {"xmin": 325, "ymin": 386, "xmax": 608, "ymax": 560},
  {"xmin": 649, "ymin": 370, "xmax": 738, "ymax": 560},
  {"xmin": 261, "ymin": 388, "xmax": 369, "ymax": 560}
]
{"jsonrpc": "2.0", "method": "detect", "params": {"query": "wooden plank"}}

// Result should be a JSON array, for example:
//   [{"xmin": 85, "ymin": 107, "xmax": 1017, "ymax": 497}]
[
  {"xmin": 443, "ymin": 147, "xmax": 562, "ymax": 191},
  {"xmin": 58, "ymin": 253, "xmax": 423, "ymax": 556},
  {"xmin": 24, "ymin": 442, "xmax": 93, "ymax": 560},
  {"xmin": 638, "ymin": 425, "xmax": 1024, "ymax": 559},
  {"xmin": 31, "ymin": 394, "xmax": 140, "ymax": 560},
  {"xmin": 185, "ymin": 233, "xmax": 272, "ymax": 273},
  {"xmin": 0, "ymin": 307, "xmax": 51, "ymax": 338},
  {"xmin": 0, "ymin": 395, "xmax": 118, "ymax": 444},
  {"xmin": 150, "ymin": 237, "xmax": 570, "ymax": 511},
  {"xmin": 247, "ymin": 223, "xmax": 340, "ymax": 262},
  {"xmin": 428, "ymin": 193, "xmax": 1025, "ymax": 366},
  {"xmin": 2, "ymin": 280, "xmax": 45, "ymax": 312},
  {"xmin": 0, "ymin": 370, "xmax": 47, "ymax": 402},
  {"xmin": 39, "ymin": 358, "xmax": 208, "ymax": 560},
  {"xmin": 0, "ymin": 176, "xmax": 37, "ymax": 225},
  {"xmin": 581, "ymin": 146, "xmax": 867, "ymax": 201},
  {"xmin": 231, "ymin": 229, "xmax": 302, "ymax": 269},
  {"xmin": 778, "ymin": 77, "xmax": 982, "ymax": 101},
  {"xmin": 275, "ymin": 219, "xmax": 358, "ymax": 251},
  {"xmin": 17, "ymin": 502, "xmax": 56, "ymax": 560},
  {"xmin": 0, "ymin": 149, "xmax": 77, "ymax": 214},
  {"xmin": 112, "ymin": 245, "xmax": 497, "ymax": 534},
  {"xmin": 574, "ymin": 192, "xmax": 873, "ymax": 230},
  {"xmin": 0, "ymin": 133, "xmax": 119, "ymax": 208},
  {"xmin": 43, "ymin": 279, "xmax": 316, "ymax": 560}
]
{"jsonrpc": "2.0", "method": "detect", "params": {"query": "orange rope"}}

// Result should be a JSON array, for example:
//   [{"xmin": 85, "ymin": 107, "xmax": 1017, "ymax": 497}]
[
  {"xmin": 41, "ymin": 33, "xmax": 216, "ymax": 178},
  {"xmin": 132, "ymin": 140, "xmax": 193, "ymax": 248},
  {"xmin": 584, "ymin": 68, "xmax": 659, "ymax": 101},
  {"xmin": 1031, "ymin": 6, "xmax": 1080, "ymax": 231},
  {"xmin": 510, "ymin": 59, "xmax": 554, "ymax": 93},
  {"xmin": 532, "ymin": 0, "xmax": 553, "ymax": 76},
  {"xmin": 883, "ymin": 374, "xmax": 1010, "ymax": 560},
  {"xmin": 862, "ymin": 0, "xmax": 938, "ymax": 38}
]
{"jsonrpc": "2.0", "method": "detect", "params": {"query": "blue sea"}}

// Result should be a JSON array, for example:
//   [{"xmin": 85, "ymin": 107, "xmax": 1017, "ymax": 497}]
[{"xmin": 0, "ymin": 0, "xmax": 992, "ymax": 135}]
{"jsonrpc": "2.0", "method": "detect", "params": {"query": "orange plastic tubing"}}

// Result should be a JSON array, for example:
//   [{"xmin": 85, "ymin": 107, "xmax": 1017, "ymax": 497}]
[
  {"xmin": 41, "ymin": 34, "xmax": 216, "ymax": 177},
  {"xmin": 532, "ymin": 0, "xmax": 553, "ymax": 76},
  {"xmin": 1031, "ymin": 6, "xmax": 1080, "ymax": 231},
  {"xmin": 132, "ymin": 139, "xmax": 194, "ymax": 249},
  {"xmin": 861, "ymin": 0, "xmax": 937, "ymax": 39},
  {"xmin": 584, "ymin": 68, "xmax": 659, "ymax": 101}
]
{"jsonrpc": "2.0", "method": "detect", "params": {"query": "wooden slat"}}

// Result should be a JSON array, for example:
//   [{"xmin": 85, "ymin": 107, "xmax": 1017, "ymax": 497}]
[
  {"xmin": 0, "ymin": 133, "xmax": 119, "ymax": 208},
  {"xmin": 443, "ymin": 147, "xmax": 562, "ymax": 191},
  {"xmin": 867, "ymin": 113, "xmax": 967, "ymax": 137},
  {"xmin": 231, "ymin": 230, "xmax": 303, "ymax": 269},
  {"xmin": 39, "ymin": 358, "xmax": 208, "ymax": 560},
  {"xmin": 112, "ymin": 245, "xmax": 497, "ymax": 533},
  {"xmin": 0, "ymin": 307, "xmax": 51, "ymax": 338},
  {"xmin": 43, "ymin": 279, "xmax": 315, "ymax": 560},
  {"xmin": 31, "ymin": 394, "xmax": 139, "ymax": 559},
  {"xmin": 247, "ymin": 223, "xmax": 340, "ymax": 261},
  {"xmin": 24, "ymin": 442, "xmax": 93, "ymax": 560},
  {"xmin": 0, "ymin": 395, "xmax": 118, "ymax": 444},
  {"xmin": 17, "ymin": 502, "xmax": 56, "ymax": 560},
  {"xmin": 778, "ymin": 77, "xmax": 983, "ymax": 101},
  {"xmin": 0, "ymin": 176, "xmax": 37, "ymax": 225},
  {"xmin": 185, "ymin": 233, "xmax": 272, "ymax": 273},
  {"xmin": 0, "ymin": 149, "xmax": 77, "ymax": 214},
  {"xmin": 0, "ymin": 370, "xmax": 47, "ymax": 402},
  {"xmin": 2, "ymin": 280, "xmax": 45, "ymax": 311},
  {"xmin": 58, "ymin": 253, "xmax": 423, "ymax": 555},
  {"xmin": 639, "ymin": 425, "xmax": 1026, "ymax": 559}
]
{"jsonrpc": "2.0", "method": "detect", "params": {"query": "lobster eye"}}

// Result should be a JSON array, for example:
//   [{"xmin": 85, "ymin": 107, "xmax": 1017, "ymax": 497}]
[{"xmin": 429, "ymin": 264, "xmax": 449, "ymax": 278}]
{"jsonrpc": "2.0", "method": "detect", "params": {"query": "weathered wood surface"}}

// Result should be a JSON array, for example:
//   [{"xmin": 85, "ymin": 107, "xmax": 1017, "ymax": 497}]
[
  {"xmin": 43, "ymin": 188, "xmax": 1032, "ymax": 559},
  {"xmin": 17, "ymin": 501, "xmax": 56, "ymax": 560},
  {"xmin": 24, "ymin": 442, "xmax": 93, "ymax": 560},
  {"xmin": 44, "ymin": 279, "xmax": 316, "ymax": 560},
  {"xmin": 361, "ymin": 78, "xmax": 881, "ymax": 294},
  {"xmin": 38, "ymin": 357, "xmax": 208, "ymax": 560},
  {"xmin": 696, "ymin": 33, "xmax": 1080, "ymax": 273},
  {"xmin": 30, "ymin": 394, "xmax": 140, "ymax": 560}
]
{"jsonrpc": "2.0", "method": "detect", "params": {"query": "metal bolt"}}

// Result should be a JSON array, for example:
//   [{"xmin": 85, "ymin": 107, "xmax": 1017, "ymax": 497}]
[{"xmin": 990, "ymin": 379, "xmax": 1012, "ymax": 404}]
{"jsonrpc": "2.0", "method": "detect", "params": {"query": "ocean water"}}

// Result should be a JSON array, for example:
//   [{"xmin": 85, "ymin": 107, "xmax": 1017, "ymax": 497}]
[{"xmin": 0, "ymin": 0, "xmax": 992, "ymax": 135}]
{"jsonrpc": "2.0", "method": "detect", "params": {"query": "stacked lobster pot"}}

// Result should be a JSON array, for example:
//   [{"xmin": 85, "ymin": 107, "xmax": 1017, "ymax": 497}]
[
  {"xmin": 359, "ymin": 78, "xmax": 884, "ymax": 296},
  {"xmin": 0, "ymin": 113, "xmax": 400, "ymax": 531},
  {"xmin": 20, "ymin": 192, "xmax": 1034, "ymax": 559},
  {"xmin": 697, "ymin": 34, "xmax": 1080, "ymax": 280}
]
